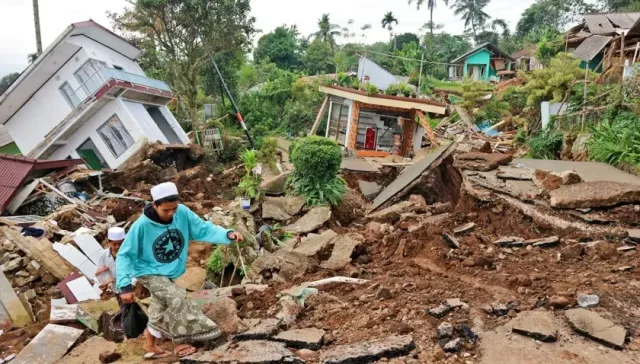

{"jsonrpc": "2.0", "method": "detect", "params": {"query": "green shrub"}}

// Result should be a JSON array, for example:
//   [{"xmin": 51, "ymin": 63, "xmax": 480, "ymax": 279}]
[
  {"xmin": 236, "ymin": 149, "xmax": 262, "ymax": 199},
  {"xmin": 289, "ymin": 136, "xmax": 346, "ymax": 206},
  {"xmin": 527, "ymin": 128, "xmax": 564, "ymax": 159},
  {"xmin": 385, "ymin": 83, "xmax": 399, "ymax": 95},
  {"xmin": 364, "ymin": 83, "xmax": 379, "ymax": 94},
  {"xmin": 206, "ymin": 246, "xmax": 225, "ymax": 274},
  {"xmin": 217, "ymin": 138, "xmax": 243, "ymax": 164},
  {"xmin": 258, "ymin": 137, "xmax": 278, "ymax": 173},
  {"xmin": 587, "ymin": 108, "xmax": 640, "ymax": 167}
]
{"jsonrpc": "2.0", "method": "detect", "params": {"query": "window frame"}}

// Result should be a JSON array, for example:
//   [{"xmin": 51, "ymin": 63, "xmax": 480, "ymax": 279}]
[
  {"xmin": 96, "ymin": 114, "xmax": 135, "ymax": 158},
  {"xmin": 59, "ymin": 82, "xmax": 79, "ymax": 108}
]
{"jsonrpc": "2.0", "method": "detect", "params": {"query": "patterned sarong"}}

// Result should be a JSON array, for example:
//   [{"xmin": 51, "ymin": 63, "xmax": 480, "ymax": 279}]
[{"xmin": 137, "ymin": 275, "xmax": 220, "ymax": 344}]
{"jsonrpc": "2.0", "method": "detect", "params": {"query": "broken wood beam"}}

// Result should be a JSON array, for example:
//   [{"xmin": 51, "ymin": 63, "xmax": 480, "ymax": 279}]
[
  {"xmin": 309, "ymin": 96, "xmax": 329, "ymax": 136},
  {"xmin": 416, "ymin": 110, "xmax": 438, "ymax": 146}
]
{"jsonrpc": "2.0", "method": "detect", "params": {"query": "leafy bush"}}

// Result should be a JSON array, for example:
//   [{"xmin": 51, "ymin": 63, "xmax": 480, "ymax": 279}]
[
  {"xmin": 527, "ymin": 128, "xmax": 564, "ymax": 159},
  {"xmin": 460, "ymin": 80, "xmax": 493, "ymax": 112},
  {"xmin": 289, "ymin": 136, "xmax": 346, "ymax": 206},
  {"xmin": 587, "ymin": 108, "xmax": 640, "ymax": 167},
  {"xmin": 385, "ymin": 83, "xmax": 399, "ymax": 95},
  {"xmin": 258, "ymin": 137, "xmax": 278, "ymax": 173},
  {"xmin": 364, "ymin": 83, "xmax": 379, "ymax": 94},
  {"xmin": 206, "ymin": 246, "xmax": 225, "ymax": 274},
  {"xmin": 520, "ymin": 53, "xmax": 584, "ymax": 109},
  {"xmin": 474, "ymin": 98, "xmax": 510, "ymax": 123},
  {"xmin": 236, "ymin": 149, "xmax": 262, "ymax": 199}
]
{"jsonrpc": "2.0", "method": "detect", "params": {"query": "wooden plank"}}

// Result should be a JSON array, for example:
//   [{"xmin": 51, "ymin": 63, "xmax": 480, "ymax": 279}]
[
  {"xmin": 0, "ymin": 271, "xmax": 33, "ymax": 327},
  {"xmin": 415, "ymin": 110, "xmax": 438, "ymax": 146},
  {"xmin": 38, "ymin": 179, "xmax": 83, "ymax": 205},
  {"xmin": 309, "ymin": 96, "xmax": 329, "ymax": 135}
]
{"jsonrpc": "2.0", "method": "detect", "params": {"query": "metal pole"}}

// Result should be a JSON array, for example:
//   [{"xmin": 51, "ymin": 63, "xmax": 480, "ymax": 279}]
[
  {"xmin": 210, "ymin": 56, "xmax": 255, "ymax": 149},
  {"xmin": 582, "ymin": 54, "xmax": 589, "ymax": 131},
  {"xmin": 418, "ymin": 49, "xmax": 425, "ymax": 96},
  {"xmin": 33, "ymin": 0, "xmax": 42, "ymax": 54}
]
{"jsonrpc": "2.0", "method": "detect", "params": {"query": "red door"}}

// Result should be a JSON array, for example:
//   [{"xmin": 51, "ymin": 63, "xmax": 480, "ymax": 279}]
[{"xmin": 364, "ymin": 128, "xmax": 376, "ymax": 150}]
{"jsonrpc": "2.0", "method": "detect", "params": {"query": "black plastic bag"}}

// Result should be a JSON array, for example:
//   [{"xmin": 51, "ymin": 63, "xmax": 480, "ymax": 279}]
[{"xmin": 115, "ymin": 302, "xmax": 148, "ymax": 339}]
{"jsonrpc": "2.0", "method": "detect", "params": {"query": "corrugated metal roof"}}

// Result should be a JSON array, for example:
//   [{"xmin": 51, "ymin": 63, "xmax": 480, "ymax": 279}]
[
  {"xmin": 0, "ymin": 154, "xmax": 84, "ymax": 214},
  {"xmin": 451, "ymin": 43, "xmax": 515, "ymax": 64},
  {"xmin": 606, "ymin": 13, "xmax": 637, "ymax": 29},
  {"xmin": 584, "ymin": 14, "xmax": 616, "ymax": 34},
  {"xmin": 573, "ymin": 35, "xmax": 613, "ymax": 61}
]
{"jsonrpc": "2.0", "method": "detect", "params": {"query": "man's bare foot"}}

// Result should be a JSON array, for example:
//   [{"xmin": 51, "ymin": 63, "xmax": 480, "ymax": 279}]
[
  {"xmin": 174, "ymin": 344, "xmax": 196, "ymax": 358},
  {"xmin": 143, "ymin": 329, "xmax": 164, "ymax": 354}
]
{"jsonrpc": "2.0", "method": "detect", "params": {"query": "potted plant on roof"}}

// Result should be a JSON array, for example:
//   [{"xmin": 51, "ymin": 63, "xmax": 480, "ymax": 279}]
[
  {"xmin": 385, "ymin": 84, "xmax": 399, "ymax": 96},
  {"xmin": 236, "ymin": 149, "xmax": 261, "ymax": 210}
]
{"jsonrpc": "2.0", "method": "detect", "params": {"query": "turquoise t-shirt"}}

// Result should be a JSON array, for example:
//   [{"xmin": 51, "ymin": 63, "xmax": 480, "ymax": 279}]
[{"xmin": 116, "ymin": 204, "xmax": 232, "ymax": 290}]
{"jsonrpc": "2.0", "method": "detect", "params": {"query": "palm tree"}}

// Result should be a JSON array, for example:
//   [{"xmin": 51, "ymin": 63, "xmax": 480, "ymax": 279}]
[
  {"xmin": 314, "ymin": 14, "xmax": 341, "ymax": 49},
  {"xmin": 381, "ymin": 12, "xmax": 399, "ymax": 46},
  {"xmin": 490, "ymin": 19, "xmax": 510, "ymax": 39},
  {"xmin": 450, "ymin": 0, "xmax": 491, "ymax": 39},
  {"xmin": 409, "ymin": 0, "xmax": 449, "ymax": 35}
]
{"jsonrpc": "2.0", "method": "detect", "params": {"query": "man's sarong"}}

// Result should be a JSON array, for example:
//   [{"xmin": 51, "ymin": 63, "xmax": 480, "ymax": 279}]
[{"xmin": 137, "ymin": 275, "xmax": 220, "ymax": 344}]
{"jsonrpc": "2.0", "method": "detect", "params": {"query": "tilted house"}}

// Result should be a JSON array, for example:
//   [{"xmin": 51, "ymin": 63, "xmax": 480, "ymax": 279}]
[
  {"xmin": 0, "ymin": 20, "xmax": 189, "ymax": 170},
  {"xmin": 449, "ymin": 43, "xmax": 515, "ymax": 82}
]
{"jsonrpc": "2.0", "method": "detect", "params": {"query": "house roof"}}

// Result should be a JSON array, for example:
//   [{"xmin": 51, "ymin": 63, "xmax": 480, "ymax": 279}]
[
  {"xmin": 512, "ymin": 45, "xmax": 537, "ymax": 59},
  {"xmin": 319, "ymin": 85, "xmax": 447, "ymax": 115},
  {"xmin": 451, "ymin": 43, "xmax": 515, "ymax": 64},
  {"xmin": 0, "ymin": 20, "xmax": 142, "ymax": 126},
  {"xmin": 573, "ymin": 35, "xmax": 614, "ymax": 61},
  {"xmin": 0, "ymin": 154, "xmax": 84, "ymax": 214}
]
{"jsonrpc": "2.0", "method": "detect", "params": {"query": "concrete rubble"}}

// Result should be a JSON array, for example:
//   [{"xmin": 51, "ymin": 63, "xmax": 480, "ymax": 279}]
[
  {"xmin": 273, "ymin": 327, "xmax": 326, "ymax": 349},
  {"xmin": 320, "ymin": 335, "xmax": 415, "ymax": 364},
  {"xmin": 284, "ymin": 206, "xmax": 332, "ymax": 234},
  {"xmin": 183, "ymin": 340, "xmax": 304, "ymax": 363},
  {"xmin": 511, "ymin": 311, "xmax": 559, "ymax": 342},
  {"xmin": 564, "ymin": 308, "xmax": 627, "ymax": 350}
]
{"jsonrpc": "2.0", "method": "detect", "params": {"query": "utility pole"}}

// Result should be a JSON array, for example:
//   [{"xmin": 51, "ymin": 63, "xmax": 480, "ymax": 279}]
[{"xmin": 33, "ymin": 0, "xmax": 42, "ymax": 54}]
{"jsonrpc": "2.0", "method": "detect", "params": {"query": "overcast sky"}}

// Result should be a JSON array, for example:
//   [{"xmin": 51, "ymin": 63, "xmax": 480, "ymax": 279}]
[{"xmin": 0, "ymin": 0, "xmax": 539, "ymax": 77}]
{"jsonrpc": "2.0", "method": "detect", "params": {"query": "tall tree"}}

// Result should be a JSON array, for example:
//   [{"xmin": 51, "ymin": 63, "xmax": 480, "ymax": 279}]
[
  {"xmin": 394, "ymin": 33, "xmax": 420, "ymax": 50},
  {"xmin": 516, "ymin": 0, "xmax": 594, "ymax": 37},
  {"xmin": 381, "ymin": 12, "xmax": 399, "ymax": 43},
  {"xmin": 409, "ymin": 0, "xmax": 449, "ymax": 35},
  {"xmin": 108, "ymin": 0, "xmax": 256, "ymax": 130},
  {"xmin": 450, "ymin": 0, "xmax": 491, "ymax": 39},
  {"xmin": 601, "ymin": 0, "xmax": 640, "ymax": 11},
  {"xmin": 304, "ymin": 39, "xmax": 335, "ymax": 75},
  {"xmin": 253, "ymin": 26, "xmax": 302, "ymax": 71},
  {"xmin": 0, "ymin": 73, "xmax": 20, "ymax": 94},
  {"xmin": 314, "ymin": 14, "xmax": 341, "ymax": 49}
]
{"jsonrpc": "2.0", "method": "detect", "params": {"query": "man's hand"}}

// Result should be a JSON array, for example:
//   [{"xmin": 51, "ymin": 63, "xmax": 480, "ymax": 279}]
[
  {"xmin": 228, "ymin": 231, "xmax": 244, "ymax": 242},
  {"xmin": 120, "ymin": 292, "xmax": 135, "ymax": 304},
  {"xmin": 96, "ymin": 266, "xmax": 109, "ymax": 275}
]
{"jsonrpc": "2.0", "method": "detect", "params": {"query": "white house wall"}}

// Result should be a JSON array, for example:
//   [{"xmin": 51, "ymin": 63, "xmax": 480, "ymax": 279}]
[
  {"xmin": 49, "ymin": 99, "xmax": 147, "ymax": 169},
  {"xmin": 123, "ymin": 101, "xmax": 168, "ymax": 143},
  {"xmin": 158, "ymin": 105, "xmax": 189, "ymax": 144},
  {"xmin": 5, "ymin": 47, "xmax": 94, "ymax": 154},
  {"xmin": 66, "ymin": 36, "xmax": 144, "ymax": 75}
]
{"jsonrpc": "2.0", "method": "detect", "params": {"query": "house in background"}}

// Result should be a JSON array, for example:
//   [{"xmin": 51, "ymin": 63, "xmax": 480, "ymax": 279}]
[
  {"xmin": 0, "ymin": 126, "xmax": 19, "ymax": 155},
  {"xmin": 449, "ymin": 43, "xmax": 515, "ymax": 82},
  {"xmin": 357, "ymin": 57, "xmax": 417, "ymax": 92},
  {"xmin": 0, "ymin": 20, "xmax": 189, "ymax": 170},
  {"xmin": 512, "ymin": 45, "xmax": 543, "ymax": 71}
]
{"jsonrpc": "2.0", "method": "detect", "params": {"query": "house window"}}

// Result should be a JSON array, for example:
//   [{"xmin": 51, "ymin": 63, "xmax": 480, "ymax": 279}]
[
  {"xmin": 97, "ymin": 114, "xmax": 134, "ymax": 158},
  {"xmin": 60, "ymin": 82, "xmax": 80, "ymax": 108},
  {"xmin": 74, "ymin": 59, "xmax": 108, "ymax": 97}
]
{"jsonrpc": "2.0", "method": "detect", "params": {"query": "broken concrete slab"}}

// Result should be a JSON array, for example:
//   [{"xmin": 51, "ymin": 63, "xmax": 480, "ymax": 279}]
[
  {"xmin": 0, "ymin": 270, "xmax": 32, "ymax": 327},
  {"xmin": 175, "ymin": 266, "xmax": 207, "ymax": 291},
  {"xmin": 236, "ymin": 318, "xmax": 281, "ymax": 341},
  {"xmin": 628, "ymin": 229, "xmax": 640, "ymax": 243},
  {"xmin": 365, "ymin": 201, "xmax": 414, "ymax": 222},
  {"xmin": 494, "ymin": 236, "xmax": 526, "ymax": 248},
  {"xmin": 445, "ymin": 298, "xmax": 469, "ymax": 310},
  {"xmin": 454, "ymin": 152, "xmax": 513, "ymax": 172},
  {"xmin": 341, "ymin": 158, "xmax": 380, "ymax": 172},
  {"xmin": 273, "ymin": 328, "xmax": 326, "ymax": 350},
  {"xmin": 293, "ymin": 230, "xmax": 338, "ymax": 257},
  {"xmin": 437, "ymin": 322, "xmax": 454, "ymax": 338},
  {"xmin": 359, "ymin": 180, "xmax": 382, "ymax": 200},
  {"xmin": 77, "ymin": 298, "xmax": 120, "ymax": 333},
  {"xmin": 443, "ymin": 338, "xmax": 462, "ymax": 353},
  {"xmin": 245, "ymin": 250, "xmax": 308, "ymax": 284},
  {"xmin": 202, "ymin": 297, "xmax": 248, "ymax": 336},
  {"xmin": 320, "ymin": 233, "xmax": 364, "ymax": 270},
  {"xmin": 496, "ymin": 166, "xmax": 534, "ymax": 180},
  {"xmin": 453, "ymin": 222, "xmax": 475, "ymax": 235},
  {"xmin": 260, "ymin": 172, "xmax": 291, "ymax": 196},
  {"xmin": 184, "ymin": 340, "xmax": 303, "ymax": 363},
  {"xmin": 262, "ymin": 195, "xmax": 307, "ymax": 221},
  {"xmin": 1, "ymin": 228, "xmax": 73, "ymax": 280},
  {"xmin": 12, "ymin": 324, "xmax": 84, "ymax": 364},
  {"xmin": 284, "ymin": 206, "xmax": 331, "ymax": 234},
  {"xmin": 442, "ymin": 233, "xmax": 460, "ymax": 249},
  {"xmin": 514, "ymin": 159, "xmax": 640, "ymax": 185},
  {"xmin": 428, "ymin": 304, "xmax": 451, "ymax": 318},
  {"xmin": 528, "ymin": 236, "xmax": 560, "ymax": 248},
  {"xmin": 550, "ymin": 181, "xmax": 640, "ymax": 209},
  {"xmin": 511, "ymin": 311, "xmax": 558, "ymax": 342},
  {"xmin": 371, "ymin": 141, "xmax": 454, "ymax": 212},
  {"xmin": 564, "ymin": 308, "xmax": 626, "ymax": 349},
  {"xmin": 58, "ymin": 336, "xmax": 118, "ymax": 364},
  {"xmin": 320, "ymin": 335, "xmax": 415, "ymax": 364}
]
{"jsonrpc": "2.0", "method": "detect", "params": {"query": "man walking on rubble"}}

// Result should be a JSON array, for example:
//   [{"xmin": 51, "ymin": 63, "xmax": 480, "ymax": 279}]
[
  {"xmin": 96, "ymin": 227, "xmax": 126, "ymax": 293},
  {"xmin": 116, "ymin": 182, "xmax": 243, "ymax": 359}
]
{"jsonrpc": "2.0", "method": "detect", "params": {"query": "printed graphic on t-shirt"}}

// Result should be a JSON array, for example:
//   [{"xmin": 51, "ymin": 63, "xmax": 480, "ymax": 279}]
[{"xmin": 152, "ymin": 229, "xmax": 185, "ymax": 263}]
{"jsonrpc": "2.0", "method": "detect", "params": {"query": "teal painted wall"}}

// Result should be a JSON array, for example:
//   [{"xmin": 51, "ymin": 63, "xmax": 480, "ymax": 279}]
[
  {"xmin": 0, "ymin": 142, "xmax": 21, "ymax": 155},
  {"xmin": 579, "ymin": 52, "xmax": 604, "ymax": 72},
  {"xmin": 463, "ymin": 49, "xmax": 491, "ymax": 81}
]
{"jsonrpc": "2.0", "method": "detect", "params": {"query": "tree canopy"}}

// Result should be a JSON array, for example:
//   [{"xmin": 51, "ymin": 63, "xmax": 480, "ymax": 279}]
[
  {"xmin": 254, "ymin": 26, "xmax": 302, "ymax": 71},
  {"xmin": 0, "ymin": 73, "xmax": 19, "ymax": 94}
]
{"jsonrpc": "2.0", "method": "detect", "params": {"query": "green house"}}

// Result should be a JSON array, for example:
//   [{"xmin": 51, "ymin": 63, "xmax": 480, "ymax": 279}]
[{"xmin": 449, "ymin": 43, "xmax": 515, "ymax": 82}]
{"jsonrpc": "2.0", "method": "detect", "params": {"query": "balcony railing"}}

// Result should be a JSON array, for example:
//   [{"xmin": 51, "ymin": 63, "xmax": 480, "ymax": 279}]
[{"xmin": 68, "ymin": 67, "xmax": 172, "ymax": 108}]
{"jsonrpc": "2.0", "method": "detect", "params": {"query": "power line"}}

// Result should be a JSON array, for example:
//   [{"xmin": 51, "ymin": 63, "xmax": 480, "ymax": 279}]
[{"xmin": 360, "ymin": 49, "xmax": 459, "ymax": 67}]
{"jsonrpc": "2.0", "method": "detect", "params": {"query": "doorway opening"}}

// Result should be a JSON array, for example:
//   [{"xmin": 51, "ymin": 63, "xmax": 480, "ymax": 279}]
[
  {"xmin": 146, "ymin": 106, "xmax": 181, "ymax": 144},
  {"xmin": 77, "ymin": 138, "xmax": 108, "ymax": 170}
]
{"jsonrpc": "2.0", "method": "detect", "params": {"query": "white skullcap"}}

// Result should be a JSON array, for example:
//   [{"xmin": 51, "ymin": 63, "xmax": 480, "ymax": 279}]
[
  {"xmin": 151, "ymin": 182, "xmax": 179, "ymax": 201},
  {"xmin": 108, "ymin": 227, "xmax": 126, "ymax": 241}
]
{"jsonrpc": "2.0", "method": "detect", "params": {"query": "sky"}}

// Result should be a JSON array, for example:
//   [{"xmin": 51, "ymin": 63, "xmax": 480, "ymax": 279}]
[{"xmin": 0, "ymin": 0, "xmax": 539, "ymax": 77}]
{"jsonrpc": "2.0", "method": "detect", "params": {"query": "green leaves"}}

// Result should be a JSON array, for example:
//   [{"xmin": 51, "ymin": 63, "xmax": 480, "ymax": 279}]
[
  {"xmin": 527, "ymin": 128, "xmax": 564, "ymax": 160},
  {"xmin": 236, "ymin": 149, "xmax": 261, "ymax": 199},
  {"xmin": 587, "ymin": 109, "xmax": 640, "ymax": 168},
  {"xmin": 289, "ymin": 136, "xmax": 346, "ymax": 206}
]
